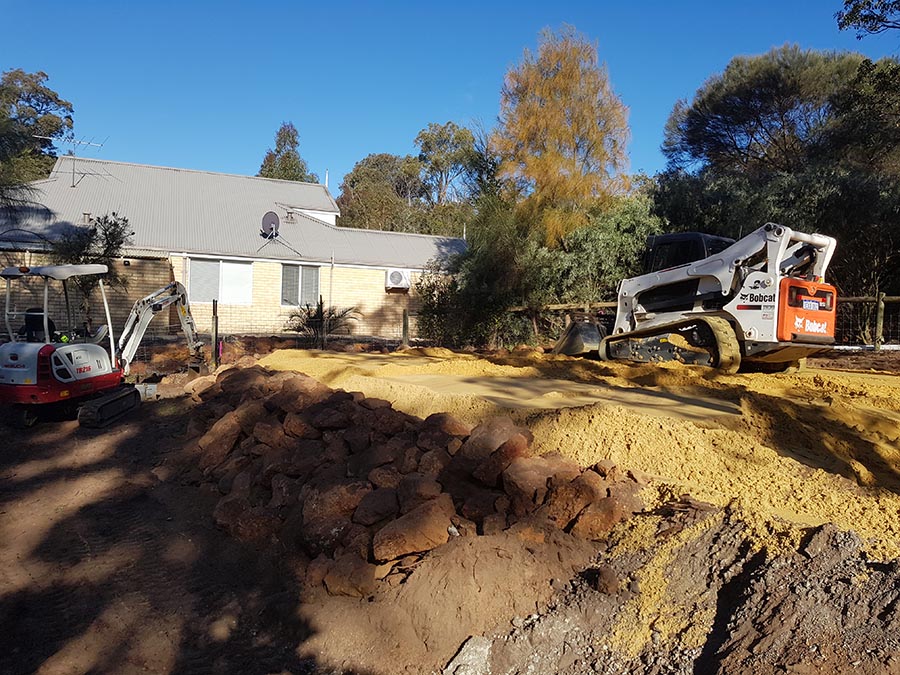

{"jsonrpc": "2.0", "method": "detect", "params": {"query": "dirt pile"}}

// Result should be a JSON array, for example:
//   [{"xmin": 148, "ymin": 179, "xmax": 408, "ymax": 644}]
[
  {"xmin": 183, "ymin": 363, "xmax": 649, "ymax": 672},
  {"xmin": 463, "ymin": 505, "xmax": 900, "ymax": 675}
]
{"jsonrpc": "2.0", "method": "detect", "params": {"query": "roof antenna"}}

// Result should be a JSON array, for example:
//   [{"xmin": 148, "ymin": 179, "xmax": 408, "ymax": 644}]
[{"xmin": 34, "ymin": 135, "xmax": 106, "ymax": 187}]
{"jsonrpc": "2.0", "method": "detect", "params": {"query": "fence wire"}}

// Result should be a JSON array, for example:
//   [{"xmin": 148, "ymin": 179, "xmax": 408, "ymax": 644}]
[{"xmin": 835, "ymin": 300, "xmax": 900, "ymax": 346}]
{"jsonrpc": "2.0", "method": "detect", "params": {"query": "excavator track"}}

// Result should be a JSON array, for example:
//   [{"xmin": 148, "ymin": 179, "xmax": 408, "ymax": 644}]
[
  {"xmin": 77, "ymin": 386, "xmax": 142, "ymax": 428},
  {"xmin": 600, "ymin": 315, "xmax": 741, "ymax": 374}
]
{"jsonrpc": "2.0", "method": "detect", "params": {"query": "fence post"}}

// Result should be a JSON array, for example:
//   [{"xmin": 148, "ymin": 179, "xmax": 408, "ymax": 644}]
[
  {"xmin": 875, "ymin": 292, "xmax": 886, "ymax": 350},
  {"xmin": 401, "ymin": 309, "xmax": 410, "ymax": 348},
  {"xmin": 211, "ymin": 299, "xmax": 219, "ymax": 369}
]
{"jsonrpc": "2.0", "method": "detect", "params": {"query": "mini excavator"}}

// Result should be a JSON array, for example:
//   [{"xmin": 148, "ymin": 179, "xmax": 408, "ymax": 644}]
[
  {"xmin": 0, "ymin": 264, "xmax": 204, "ymax": 427},
  {"xmin": 554, "ymin": 223, "xmax": 838, "ymax": 373}
]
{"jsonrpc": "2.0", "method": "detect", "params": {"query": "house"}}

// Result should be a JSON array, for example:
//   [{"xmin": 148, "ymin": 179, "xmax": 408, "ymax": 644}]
[{"xmin": 0, "ymin": 156, "xmax": 465, "ymax": 338}]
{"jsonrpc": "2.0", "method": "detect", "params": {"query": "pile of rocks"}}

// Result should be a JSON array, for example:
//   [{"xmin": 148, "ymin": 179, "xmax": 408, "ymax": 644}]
[{"xmin": 184, "ymin": 364, "xmax": 646, "ymax": 597}]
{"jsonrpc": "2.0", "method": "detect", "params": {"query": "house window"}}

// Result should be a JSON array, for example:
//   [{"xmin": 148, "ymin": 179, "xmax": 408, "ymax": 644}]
[
  {"xmin": 281, "ymin": 265, "xmax": 319, "ymax": 306},
  {"xmin": 189, "ymin": 259, "xmax": 253, "ymax": 305}
]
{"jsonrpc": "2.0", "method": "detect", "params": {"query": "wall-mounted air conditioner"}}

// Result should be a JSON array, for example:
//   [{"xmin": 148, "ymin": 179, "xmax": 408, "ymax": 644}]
[{"xmin": 385, "ymin": 268, "xmax": 411, "ymax": 290}]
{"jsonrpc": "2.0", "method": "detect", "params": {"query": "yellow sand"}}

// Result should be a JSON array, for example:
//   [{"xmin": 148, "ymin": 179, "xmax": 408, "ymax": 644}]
[{"xmin": 260, "ymin": 348, "xmax": 900, "ymax": 559}]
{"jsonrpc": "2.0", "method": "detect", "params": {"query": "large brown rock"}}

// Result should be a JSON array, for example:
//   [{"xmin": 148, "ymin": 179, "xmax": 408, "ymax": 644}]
[
  {"xmin": 283, "ymin": 412, "xmax": 322, "ymax": 439},
  {"xmin": 422, "ymin": 412, "xmax": 474, "ymax": 437},
  {"xmin": 397, "ymin": 473, "xmax": 443, "ymax": 513},
  {"xmin": 269, "ymin": 473, "xmax": 302, "ymax": 509},
  {"xmin": 324, "ymin": 554, "xmax": 378, "ymax": 598},
  {"xmin": 353, "ymin": 488, "xmax": 400, "ymax": 526},
  {"xmin": 198, "ymin": 411, "xmax": 243, "ymax": 469},
  {"xmin": 311, "ymin": 408, "xmax": 351, "ymax": 430},
  {"xmin": 343, "ymin": 425, "xmax": 372, "ymax": 454},
  {"xmin": 372, "ymin": 493, "xmax": 456, "ymax": 562},
  {"xmin": 459, "ymin": 416, "xmax": 533, "ymax": 462},
  {"xmin": 253, "ymin": 419, "xmax": 294, "ymax": 450},
  {"xmin": 542, "ymin": 477, "xmax": 596, "ymax": 529},
  {"xmin": 472, "ymin": 433, "xmax": 532, "ymax": 487},
  {"xmin": 501, "ymin": 454, "xmax": 582, "ymax": 517},
  {"xmin": 268, "ymin": 373, "xmax": 332, "ymax": 413},
  {"xmin": 570, "ymin": 498, "xmax": 626, "ymax": 540},
  {"xmin": 368, "ymin": 465, "xmax": 402, "ymax": 489},
  {"xmin": 218, "ymin": 366, "xmax": 269, "ymax": 395},
  {"xmin": 301, "ymin": 482, "xmax": 372, "ymax": 555},
  {"xmin": 418, "ymin": 449, "xmax": 451, "ymax": 478}
]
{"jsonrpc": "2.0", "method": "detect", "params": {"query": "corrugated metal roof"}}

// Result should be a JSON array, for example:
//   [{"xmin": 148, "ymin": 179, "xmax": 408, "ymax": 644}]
[{"xmin": 1, "ymin": 157, "xmax": 466, "ymax": 268}]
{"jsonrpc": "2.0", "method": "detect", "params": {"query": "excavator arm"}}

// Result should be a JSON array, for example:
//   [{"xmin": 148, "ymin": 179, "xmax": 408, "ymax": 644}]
[{"xmin": 116, "ymin": 281, "xmax": 204, "ymax": 375}]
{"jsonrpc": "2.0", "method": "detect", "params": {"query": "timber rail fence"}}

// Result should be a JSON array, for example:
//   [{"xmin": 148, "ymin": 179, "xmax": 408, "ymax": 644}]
[{"xmin": 510, "ymin": 295, "xmax": 900, "ymax": 349}]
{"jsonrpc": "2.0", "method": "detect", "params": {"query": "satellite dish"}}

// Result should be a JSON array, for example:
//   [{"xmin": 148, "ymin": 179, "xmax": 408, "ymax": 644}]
[{"xmin": 261, "ymin": 211, "xmax": 280, "ymax": 238}]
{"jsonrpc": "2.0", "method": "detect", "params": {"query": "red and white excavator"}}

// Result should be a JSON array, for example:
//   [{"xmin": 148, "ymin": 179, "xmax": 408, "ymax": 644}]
[{"xmin": 0, "ymin": 264, "xmax": 204, "ymax": 428}]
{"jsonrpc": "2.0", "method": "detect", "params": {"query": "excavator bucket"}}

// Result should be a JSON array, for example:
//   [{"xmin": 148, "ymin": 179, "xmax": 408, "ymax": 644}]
[{"xmin": 552, "ymin": 320, "xmax": 606, "ymax": 357}]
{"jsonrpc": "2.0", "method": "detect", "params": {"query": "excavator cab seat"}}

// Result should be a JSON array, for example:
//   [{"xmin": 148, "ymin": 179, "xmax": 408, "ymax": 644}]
[{"xmin": 20, "ymin": 308, "xmax": 56, "ymax": 342}]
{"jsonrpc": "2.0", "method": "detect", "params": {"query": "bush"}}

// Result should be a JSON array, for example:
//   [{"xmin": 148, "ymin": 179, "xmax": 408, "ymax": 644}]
[{"xmin": 285, "ymin": 298, "xmax": 359, "ymax": 349}]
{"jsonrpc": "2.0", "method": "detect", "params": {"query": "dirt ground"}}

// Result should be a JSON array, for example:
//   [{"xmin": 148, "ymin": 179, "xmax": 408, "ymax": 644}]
[{"xmin": 2, "ymin": 344, "xmax": 900, "ymax": 674}]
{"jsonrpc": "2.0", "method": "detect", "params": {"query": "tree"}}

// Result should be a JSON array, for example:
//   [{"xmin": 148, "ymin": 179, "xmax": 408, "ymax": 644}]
[
  {"xmin": 836, "ymin": 0, "xmax": 900, "ymax": 37},
  {"xmin": 258, "ymin": 122, "xmax": 318, "ymax": 182},
  {"xmin": 51, "ymin": 212, "xmax": 133, "ymax": 330},
  {"xmin": 336, "ymin": 153, "xmax": 423, "ymax": 231},
  {"xmin": 662, "ymin": 45, "xmax": 863, "ymax": 176},
  {"xmin": 414, "ymin": 121, "xmax": 477, "ymax": 206},
  {"xmin": 493, "ymin": 26, "xmax": 630, "ymax": 244},
  {"xmin": 655, "ymin": 45, "xmax": 900, "ymax": 296},
  {"xmin": 0, "ymin": 69, "xmax": 73, "ymax": 208}
]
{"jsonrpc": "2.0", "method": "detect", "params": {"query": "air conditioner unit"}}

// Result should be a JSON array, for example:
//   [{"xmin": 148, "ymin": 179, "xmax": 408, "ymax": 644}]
[{"xmin": 385, "ymin": 268, "xmax": 411, "ymax": 290}]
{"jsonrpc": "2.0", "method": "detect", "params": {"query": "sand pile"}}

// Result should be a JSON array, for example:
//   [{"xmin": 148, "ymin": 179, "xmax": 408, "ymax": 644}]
[{"xmin": 259, "ymin": 348, "xmax": 900, "ymax": 560}]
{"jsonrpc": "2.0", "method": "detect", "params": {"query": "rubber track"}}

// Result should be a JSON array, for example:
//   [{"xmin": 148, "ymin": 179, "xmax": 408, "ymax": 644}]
[
  {"xmin": 78, "ymin": 387, "xmax": 141, "ymax": 428},
  {"xmin": 601, "ymin": 315, "xmax": 742, "ymax": 374}
]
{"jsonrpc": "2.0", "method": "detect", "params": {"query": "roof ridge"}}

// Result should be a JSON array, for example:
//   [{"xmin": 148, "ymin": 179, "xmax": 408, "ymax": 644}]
[
  {"xmin": 51, "ymin": 155, "xmax": 330, "ymax": 190},
  {"xmin": 292, "ymin": 210, "xmax": 464, "ymax": 243}
]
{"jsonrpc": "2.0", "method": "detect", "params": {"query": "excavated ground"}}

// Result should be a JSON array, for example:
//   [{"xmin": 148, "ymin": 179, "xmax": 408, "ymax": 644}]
[{"xmin": 2, "ymin": 342, "xmax": 899, "ymax": 674}]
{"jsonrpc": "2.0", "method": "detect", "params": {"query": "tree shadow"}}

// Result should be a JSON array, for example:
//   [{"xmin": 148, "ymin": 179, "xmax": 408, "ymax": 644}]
[
  {"xmin": 736, "ymin": 389, "xmax": 900, "ymax": 494},
  {"xmin": 0, "ymin": 398, "xmax": 378, "ymax": 675}
]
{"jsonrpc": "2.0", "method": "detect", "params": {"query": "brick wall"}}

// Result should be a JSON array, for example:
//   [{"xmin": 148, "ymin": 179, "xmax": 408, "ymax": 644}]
[
  {"xmin": 0, "ymin": 251, "xmax": 175, "ymax": 339},
  {"xmin": 173, "ymin": 255, "xmax": 424, "ymax": 338},
  {"xmin": 2, "ymin": 250, "xmax": 429, "ymax": 341}
]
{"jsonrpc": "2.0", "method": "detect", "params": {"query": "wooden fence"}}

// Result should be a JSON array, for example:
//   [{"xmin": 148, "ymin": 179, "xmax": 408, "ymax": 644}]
[{"xmin": 510, "ymin": 295, "xmax": 900, "ymax": 349}]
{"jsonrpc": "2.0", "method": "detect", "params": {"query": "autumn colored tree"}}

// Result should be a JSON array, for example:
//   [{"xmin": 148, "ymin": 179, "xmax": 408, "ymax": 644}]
[
  {"xmin": 493, "ymin": 26, "xmax": 630, "ymax": 245},
  {"xmin": 258, "ymin": 122, "xmax": 318, "ymax": 182}
]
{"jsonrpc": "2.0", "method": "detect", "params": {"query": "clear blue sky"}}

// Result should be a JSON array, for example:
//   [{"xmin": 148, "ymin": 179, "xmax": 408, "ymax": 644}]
[{"xmin": 2, "ymin": 1, "xmax": 898, "ymax": 192}]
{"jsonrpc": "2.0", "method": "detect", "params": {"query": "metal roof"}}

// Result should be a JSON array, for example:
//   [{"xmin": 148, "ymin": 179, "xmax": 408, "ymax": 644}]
[{"xmin": 1, "ymin": 157, "xmax": 466, "ymax": 269}]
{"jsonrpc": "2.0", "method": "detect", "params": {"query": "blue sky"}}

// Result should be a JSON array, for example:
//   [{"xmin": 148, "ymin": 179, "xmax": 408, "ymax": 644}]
[{"xmin": 2, "ymin": 1, "xmax": 898, "ymax": 193}]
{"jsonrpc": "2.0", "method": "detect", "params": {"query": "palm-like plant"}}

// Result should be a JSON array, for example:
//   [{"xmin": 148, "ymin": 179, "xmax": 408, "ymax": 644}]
[{"xmin": 286, "ymin": 297, "xmax": 359, "ymax": 349}]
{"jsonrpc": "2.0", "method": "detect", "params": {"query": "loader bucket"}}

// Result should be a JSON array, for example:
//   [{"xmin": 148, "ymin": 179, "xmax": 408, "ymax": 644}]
[{"xmin": 552, "ymin": 320, "xmax": 605, "ymax": 357}]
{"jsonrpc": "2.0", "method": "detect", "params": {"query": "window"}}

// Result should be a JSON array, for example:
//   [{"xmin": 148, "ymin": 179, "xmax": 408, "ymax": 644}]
[
  {"xmin": 189, "ymin": 259, "xmax": 253, "ymax": 304},
  {"xmin": 281, "ymin": 264, "xmax": 319, "ymax": 306}
]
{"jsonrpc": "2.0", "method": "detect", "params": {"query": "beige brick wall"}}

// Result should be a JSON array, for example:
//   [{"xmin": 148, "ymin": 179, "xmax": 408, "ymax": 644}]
[
  {"xmin": 175, "ymin": 256, "xmax": 423, "ymax": 338},
  {"xmin": 2, "ymin": 250, "xmax": 427, "ymax": 341},
  {"xmin": 1, "ymin": 251, "xmax": 174, "ymax": 338}
]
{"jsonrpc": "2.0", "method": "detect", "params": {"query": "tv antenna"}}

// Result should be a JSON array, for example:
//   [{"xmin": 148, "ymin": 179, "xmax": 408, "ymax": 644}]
[
  {"xmin": 258, "ymin": 210, "xmax": 302, "ymax": 256},
  {"xmin": 33, "ymin": 135, "xmax": 108, "ymax": 187}
]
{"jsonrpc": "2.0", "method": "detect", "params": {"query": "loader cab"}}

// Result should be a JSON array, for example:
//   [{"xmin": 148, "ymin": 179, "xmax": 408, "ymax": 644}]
[{"xmin": 642, "ymin": 233, "xmax": 735, "ymax": 274}]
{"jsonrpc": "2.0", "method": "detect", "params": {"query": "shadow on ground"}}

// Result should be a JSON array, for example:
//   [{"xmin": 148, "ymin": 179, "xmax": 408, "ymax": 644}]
[{"xmin": 0, "ymin": 397, "xmax": 374, "ymax": 675}]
